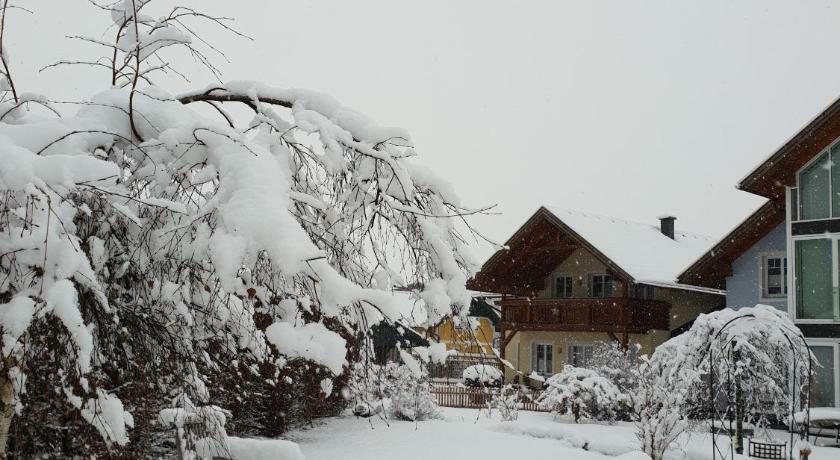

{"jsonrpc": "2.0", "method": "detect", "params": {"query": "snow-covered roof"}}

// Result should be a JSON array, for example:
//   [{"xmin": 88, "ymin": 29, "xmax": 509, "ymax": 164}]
[{"xmin": 544, "ymin": 207, "xmax": 718, "ymax": 290}]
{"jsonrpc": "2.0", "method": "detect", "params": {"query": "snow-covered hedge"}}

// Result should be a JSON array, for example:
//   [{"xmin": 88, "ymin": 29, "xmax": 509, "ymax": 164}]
[
  {"xmin": 462, "ymin": 364, "xmax": 503, "ymax": 387},
  {"xmin": 538, "ymin": 366, "xmax": 630, "ymax": 423}
]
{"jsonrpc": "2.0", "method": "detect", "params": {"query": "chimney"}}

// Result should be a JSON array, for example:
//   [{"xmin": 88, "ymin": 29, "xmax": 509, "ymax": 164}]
[{"xmin": 658, "ymin": 215, "xmax": 676, "ymax": 240}]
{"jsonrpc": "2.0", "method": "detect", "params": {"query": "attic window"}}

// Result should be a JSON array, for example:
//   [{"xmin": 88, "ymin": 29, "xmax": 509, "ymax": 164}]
[{"xmin": 588, "ymin": 274, "xmax": 614, "ymax": 298}]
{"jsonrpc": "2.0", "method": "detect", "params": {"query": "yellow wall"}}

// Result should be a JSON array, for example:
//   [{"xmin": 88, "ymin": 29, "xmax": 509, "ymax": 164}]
[
  {"xmin": 434, "ymin": 316, "xmax": 495, "ymax": 355},
  {"xmin": 536, "ymin": 247, "xmax": 626, "ymax": 298},
  {"xmin": 502, "ymin": 330, "xmax": 666, "ymax": 383}
]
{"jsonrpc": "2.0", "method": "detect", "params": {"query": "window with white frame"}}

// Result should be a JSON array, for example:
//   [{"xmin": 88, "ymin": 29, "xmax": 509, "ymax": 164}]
[
  {"xmin": 796, "ymin": 143, "xmax": 840, "ymax": 220},
  {"xmin": 809, "ymin": 341, "xmax": 840, "ymax": 408},
  {"xmin": 554, "ymin": 275, "xmax": 573, "ymax": 298},
  {"xmin": 588, "ymin": 274, "xmax": 614, "ymax": 298},
  {"xmin": 532, "ymin": 342, "xmax": 554, "ymax": 375},
  {"xmin": 568, "ymin": 343, "xmax": 594, "ymax": 367},
  {"xmin": 793, "ymin": 237, "xmax": 840, "ymax": 321},
  {"xmin": 760, "ymin": 253, "xmax": 787, "ymax": 298}
]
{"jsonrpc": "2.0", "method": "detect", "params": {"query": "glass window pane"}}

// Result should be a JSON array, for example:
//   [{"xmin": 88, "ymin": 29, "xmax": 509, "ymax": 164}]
[
  {"xmin": 811, "ymin": 345, "xmax": 836, "ymax": 407},
  {"xmin": 795, "ymin": 239, "xmax": 834, "ymax": 319},
  {"xmin": 799, "ymin": 152, "xmax": 831, "ymax": 220},
  {"xmin": 791, "ymin": 188, "xmax": 799, "ymax": 221},
  {"xmin": 766, "ymin": 257, "xmax": 783, "ymax": 296}
]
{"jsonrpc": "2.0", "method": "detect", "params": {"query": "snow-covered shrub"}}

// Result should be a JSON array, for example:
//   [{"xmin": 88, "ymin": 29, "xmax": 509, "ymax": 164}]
[
  {"xmin": 493, "ymin": 385, "xmax": 520, "ymax": 421},
  {"xmin": 0, "ymin": 0, "xmax": 487, "ymax": 456},
  {"xmin": 384, "ymin": 362, "xmax": 440, "ymax": 421},
  {"xmin": 634, "ymin": 357, "xmax": 686, "ymax": 460},
  {"xmin": 538, "ymin": 366, "xmax": 629, "ymax": 423},
  {"xmin": 639, "ymin": 305, "xmax": 812, "ymax": 458},
  {"xmin": 345, "ymin": 346, "xmax": 443, "ymax": 422},
  {"xmin": 462, "ymin": 364, "xmax": 503, "ymax": 387},
  {"xmin": 651, "ymin": 306, "xmax": 811, "ymax": 444},
  {"xmin": 587, "ymin": 341, "xmax": 643, "ymax": 420}
]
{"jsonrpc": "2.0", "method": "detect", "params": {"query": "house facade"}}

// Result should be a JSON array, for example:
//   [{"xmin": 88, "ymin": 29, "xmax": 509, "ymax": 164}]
[
  {"xmin": 680, "ymin": 98, "xmax": 840, "ymax": 408},
  {"xmin": 469, "ymin": 207, "xmax": 725, "ymax": 383}
]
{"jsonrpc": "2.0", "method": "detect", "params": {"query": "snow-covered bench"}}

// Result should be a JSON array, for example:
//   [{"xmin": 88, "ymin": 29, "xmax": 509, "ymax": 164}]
[{"xmin": 793, "ymin": 407, "xmax": 840, "ymax": 447}]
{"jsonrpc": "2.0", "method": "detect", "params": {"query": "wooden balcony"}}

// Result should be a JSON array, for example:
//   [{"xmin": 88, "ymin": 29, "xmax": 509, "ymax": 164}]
[{"xmin": 499, "ymin": 297, "xmax": 670, "ymax": 333}]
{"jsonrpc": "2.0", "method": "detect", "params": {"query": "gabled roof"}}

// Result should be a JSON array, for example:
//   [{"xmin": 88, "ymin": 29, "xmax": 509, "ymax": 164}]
[
  {"xmin": 739, "ymin": 95, "xmax": 840, "ymax": 199},
  {"xmin": 544, "ymin": 207, "xmax": 716, "ymax": 287},
  {"xmin": 469, "ymin": 207, "xmax": 719, "ymax": 296},
  {"xmin": 678, "ymin": 199, "xmax": 785, "ymax": 290}
]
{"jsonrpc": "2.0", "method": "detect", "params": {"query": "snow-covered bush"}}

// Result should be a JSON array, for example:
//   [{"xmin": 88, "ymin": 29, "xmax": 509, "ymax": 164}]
[
  {"xmin": 640, "ymin": 305, "xmax": 812, "ymax": 458},
  {"xmin": 383, "ymin": 362, "xmax": 440, "ymax": 421},
  {"xmin": 634, "ymin": 357, "xmax": 686, "ymax": 460},
  {"xmin": 492, "ymin": 384, "xmax": 520, "ymax": 422},
  {"xmin": 462, "ymin": 364, "xmax": 503, "ymax": 387},
  {"xmin": 0, "ymin": 1, "xmax": 488, "ymax": 456},
  {"xmin": 537, "ymin": 366, "xmax": 630, "ymax": 423},
  {"xmin": 346, "ymin": 346, "xmax": 444, "ymax": 422}
]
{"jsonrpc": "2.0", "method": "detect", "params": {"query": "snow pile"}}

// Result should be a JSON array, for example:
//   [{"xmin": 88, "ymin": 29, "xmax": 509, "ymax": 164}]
[
  {"xmin": 462, "ymin": 364, "xmax": 503, "ymax": 387},
  {"xmin": 226, "ymin": 437, "xmax": 304, "ymax": 460}
]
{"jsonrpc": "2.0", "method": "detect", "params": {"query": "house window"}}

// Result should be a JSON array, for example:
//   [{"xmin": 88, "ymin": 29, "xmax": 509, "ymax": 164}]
[
  {"xmin": 760, "ymin": 254, "xmax": 787, "ymax": 298},
  {"xmin": 794, "ymin": 238, "xmax": 835, "ymax": 320},
  {"xmin": 809, "ymin": 342, "xmax": 839, "ymax": 408},
  {"xmin": 568, "ymin": 344, "xmax": 594, "ymax": 367},
  {"xmin": 797, "ymin": 144, "xmax": 840, "ymax": 220},
  {"xmin": 532, "ymin": 343, "xmax": 554, "ymax": 375},
  {"xmin": 554, "ymin": 275, "xmax": 573, "ymax": 298},
  {"xmin": 588, "ymin": 274, "xmax": 614, "ymax": 298},
  {"xmin": 634, "ymin": 284, "xmax": 655, "ymax": 300}
]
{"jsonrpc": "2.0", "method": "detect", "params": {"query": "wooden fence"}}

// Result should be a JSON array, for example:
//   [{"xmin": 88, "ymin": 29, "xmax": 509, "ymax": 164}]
[{"xmin": 430, "ymin": 385, "xmax": 547, "ymax": 412}]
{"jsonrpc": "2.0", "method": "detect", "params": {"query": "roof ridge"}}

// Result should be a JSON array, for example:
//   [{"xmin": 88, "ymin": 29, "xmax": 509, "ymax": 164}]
[{"xmin": 545, "ymin": 206, "xmax": 713, "ymax": 241}]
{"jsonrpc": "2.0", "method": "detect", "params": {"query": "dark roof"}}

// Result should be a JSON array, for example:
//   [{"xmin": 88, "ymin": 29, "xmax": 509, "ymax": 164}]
[
  {"xmin": 468, "ymin": 207, "xmax": 715, "ymax": 296},
  {"xmin": 678, "ymin": 199, "xmax": 785, "ymax": 290},
  {"xmin": 739, "ymin": 95, "xmax": 840, "ymax": 199}
]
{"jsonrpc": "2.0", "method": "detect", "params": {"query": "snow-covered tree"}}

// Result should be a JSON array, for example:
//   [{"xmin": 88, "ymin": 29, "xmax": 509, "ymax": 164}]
[
  {"xmin": 645, "ymin": 305, "xmax": 812, "ymax": 457},
  {"xmin": 537, "ymin": 366, "xmax": 630, "ymax": 423},
  {"xmin": 0, "ymin": 1, "xmax": 491, "ymax": 456}
]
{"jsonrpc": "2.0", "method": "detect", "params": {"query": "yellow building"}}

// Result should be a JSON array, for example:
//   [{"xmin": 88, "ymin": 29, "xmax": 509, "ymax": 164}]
[
  {"xmin": 469, "ymin": 207, "xmax": 725, "ymax": 384},
  {"xmin": 429, "ymin": 315, "xmax": 496, "ymax": 356}
]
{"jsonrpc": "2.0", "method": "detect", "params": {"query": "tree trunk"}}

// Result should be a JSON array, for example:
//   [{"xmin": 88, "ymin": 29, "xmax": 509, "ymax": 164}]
[{"xmin": 0, "ymin": 371, "xmax": 15, "ymax": 459}]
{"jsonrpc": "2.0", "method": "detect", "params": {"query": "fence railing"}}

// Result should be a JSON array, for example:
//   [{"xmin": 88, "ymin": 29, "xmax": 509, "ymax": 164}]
[{"xmin": 430, "ymin": 385, "xmax": 547, "ymax": 412}]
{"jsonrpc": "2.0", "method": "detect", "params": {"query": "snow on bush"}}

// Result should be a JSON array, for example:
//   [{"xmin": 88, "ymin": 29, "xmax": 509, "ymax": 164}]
[
  {"xmin": 651, "ymin": 305, "xmax": 811, "ymax": 424},
  {"xmin": 492, "ymin": 384, "xmax": 520, "ymax": 422},
  {"xmin": 0, "ymin": 0, "xmax": 489, "ymax": 456},
  {"xmin": 347, "ymin": 348, "xmax": 442, "ymax": 422},
  {"xmin": 462, "ymin": 364, "xmax": 502, "ymax": 387},
  {"xmin": 634, "ymin": 305, "xmax": 812, "ymax": 460},
  {"xmin": 385, "ymin": 362, "xmax": 440, "ymax": 421},
  {"xmin": 537, "ymin": 366, "xmax": 629, "ymax": 423}
]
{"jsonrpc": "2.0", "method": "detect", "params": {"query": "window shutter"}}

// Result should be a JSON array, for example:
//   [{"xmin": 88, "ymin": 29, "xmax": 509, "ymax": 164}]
[
  {"xmin": 531, "ymin": 343, "xmax": 537, "ymax": 373},
  {"xmin": 546, "ymin": 345, "xmax": 553, "ymax": 374}
]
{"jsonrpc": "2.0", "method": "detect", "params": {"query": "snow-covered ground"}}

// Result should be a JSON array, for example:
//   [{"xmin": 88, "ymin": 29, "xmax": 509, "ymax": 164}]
[{"xmin": 286, "ymin": 408, "xmax": 838, "ymax": 460}]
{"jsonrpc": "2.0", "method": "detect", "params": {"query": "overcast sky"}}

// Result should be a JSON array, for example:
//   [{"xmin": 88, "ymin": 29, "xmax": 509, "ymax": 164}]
[{"xmin": 10, "ymin": 1, "xmax": 840, "ymax": 259}]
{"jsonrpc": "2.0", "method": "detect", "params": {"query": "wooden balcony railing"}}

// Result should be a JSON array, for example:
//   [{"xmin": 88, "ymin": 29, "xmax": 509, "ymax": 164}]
[{"xmin": 499, "ymin": 297, "xmax": 670, "ymax": 333}]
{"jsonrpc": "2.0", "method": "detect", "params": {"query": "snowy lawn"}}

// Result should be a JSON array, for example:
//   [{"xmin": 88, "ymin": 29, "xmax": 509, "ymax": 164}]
[{"xmin": 286, "ymin": 408, "xmax": 839, "ymax": 460}]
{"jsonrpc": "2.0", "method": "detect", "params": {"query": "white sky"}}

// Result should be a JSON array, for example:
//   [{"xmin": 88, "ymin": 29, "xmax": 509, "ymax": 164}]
[{"xmin": 10, "ymin": 1, "xmax": 840, "ymax": 259}]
